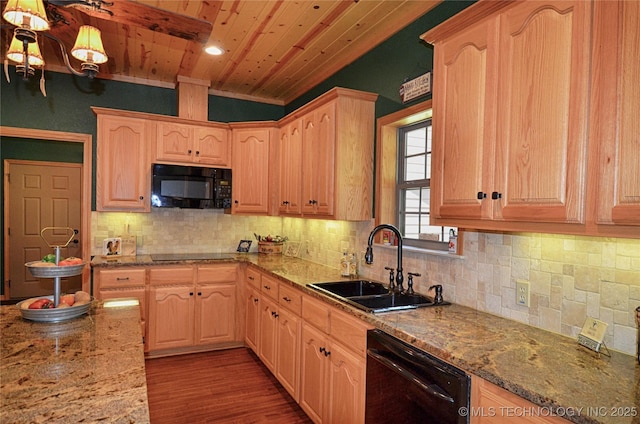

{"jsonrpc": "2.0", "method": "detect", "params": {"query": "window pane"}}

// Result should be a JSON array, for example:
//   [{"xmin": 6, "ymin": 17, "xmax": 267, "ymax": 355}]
[
  {"xmin": 405, "ymin": 128, "xmax": 426, "ymax": 156},
  {"xmin": 404, "ymin": 189, "xmax": 421, "ymax": 212},
  {"xmin": 405, "ymin": 155, "xmax": 425, "ymax": 181},
  {"xmin": 403, "ymin": 214, "xmax": 420, "ymax": 238},
  {"xmin": 421, "ymin": 187, "xmax": 430, "ymax": 212}
]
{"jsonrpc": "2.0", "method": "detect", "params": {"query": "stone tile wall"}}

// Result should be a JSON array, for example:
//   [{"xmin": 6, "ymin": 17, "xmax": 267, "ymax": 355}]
[{"xmin": 92, "ymin": 211, "xmax": 640, "ymax": 355}]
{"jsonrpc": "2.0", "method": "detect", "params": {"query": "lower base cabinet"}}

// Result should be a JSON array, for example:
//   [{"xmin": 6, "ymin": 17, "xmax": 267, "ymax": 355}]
[
  {"xmin": 299, "ymin": 296, "xmax": 369, "ymax": 424},
  {"xmin": 93, "ymin": 267, "xmax": 148, "ymax": 351},
  {"xmin": 471, "ymin": 376, "xmax": 570, "ymax": 424},
  {"xmin": 243, "ymin": 267, "xmax": 368, "ymax": 423},
  {"xmin": 147, "ymin": 264, "xmax": 239, "ymax": 353}
]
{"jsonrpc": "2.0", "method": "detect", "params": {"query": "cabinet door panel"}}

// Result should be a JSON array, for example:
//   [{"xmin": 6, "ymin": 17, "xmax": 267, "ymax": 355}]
[
  {"xmin": 245, "ymin": 289, "xmax": 260, "ymax": 353},
  {"xmin": 259, "ymin": 296, "xmax": 278, "ymax": 373},
  {"xmin": 194, "ymin": 127, "xmax": 230, "ymax": 166},
  {"xmin": 149, "ymin": 285, "xmax": 194, "ymax": 350},
  {"xmin": 231, "ymin": 128, "xmax": 271, "ymax": 214},
  {"xmin": 279, "ymin": 121, "xmax": 303, "ymax": 215},
  {"xmin": 276, "ymin": 308, "xmax": 300, "ymax": 401},
  {"xmin": 302, "ymin": 103, "xmax": 336, "ymax": 216},
  {"xmin": 156, "ymin": 122, "xmax": 193, "ymax": 162},
  {"xmin": 299, "ymin": 323, "xmax": 327, "ymax": 423},
  {"xmin": 593, "ymin": 1, "xmax": 640, "ymax": 226},
  {"xmin": 96, "ymin": 115, "xmax": 150, "ymax": 211},
  {"xmin": 432, "ymin": 20, "xmax": 497, "ymax": 221},
  {"xmin": 496, "ymin": 1, "xmax": 590, "ymax": 223},
  {"xmin": 327, "ymin": 342, "xmax": 365, "ymax": 424},
  {"xmin": 196, "ymin": 283, "xmax": 236, "ymax": 345}
]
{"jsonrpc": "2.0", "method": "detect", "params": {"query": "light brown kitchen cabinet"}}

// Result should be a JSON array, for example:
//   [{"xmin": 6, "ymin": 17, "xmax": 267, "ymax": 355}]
[
  {"xmin": 155, "ymin": 121, "xmax": 230, "ymax": 167},
  {"xmin": 589, "ymin": 0, "xmax": 640, "ymax": 231},
  {"xmin": 424, "ymin": 1, "xmax": 592, "ymax": 229},
  {"xmin": 471, "ymin": 376, "xmax": 570, "ymax": 423},
  {"xmin": 299, "ymin": 295, "xmax": 369, "ymax": 424},
  {"xmin": 301, "ymin": 101, "xmax": 337, "ymax": 217},
  {"xmin": 94, "ymin": 110, "xmax": 152, "ymax": 212},
  {"xmin": 230, "ymin": 123, "xmax": 277, "ymax": 215},
  {"xmin": 259, "ymin": 294, "xmax": 279, "ymax": 372},
  {"xmin": 245, "ymin": 267, "xmax": 262, "ymax": 353},
  {"xmin": 94, "ymin": 267, "xmax": 148, "ymax": 351},
  {"xmin": 254, "ymin": 271, "xmax": 302, "ymax": 401},
  {"xmin": 275, "ymin": 306, "xmax": 301, "ymax": 401},
  {"xmin": 278, "ymin": 119, "xmax": 303, "ymax": 215},
  {"xmin": 195, "ymin": 265, "xmax": 238, "ymax": 345},
  {"xmin": 148, "ymin": 267, "xmax": 195, "ymax": 351},
  {"xmin": 282, "ymin": 88, "xmax": 377, "ymax": 221},
  {"xmin": 148, "ymin": 264, "xmax": 239, "ymax": 353}
]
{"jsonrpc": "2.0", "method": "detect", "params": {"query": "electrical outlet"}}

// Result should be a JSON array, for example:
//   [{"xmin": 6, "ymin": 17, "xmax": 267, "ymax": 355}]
[{"xmin": 516, "ymin": 280, "xmax": 530, "ymax": 307}]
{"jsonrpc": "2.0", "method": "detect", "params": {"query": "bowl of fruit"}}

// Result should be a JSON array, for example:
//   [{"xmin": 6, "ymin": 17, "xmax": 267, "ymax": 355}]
[
  {"xmin": 16, "ymin": 290, "xmax": 93, "ymax": 323},
  {"xmin": 25, "ymin": 255, "xmax": 85, "ymax": 278}
]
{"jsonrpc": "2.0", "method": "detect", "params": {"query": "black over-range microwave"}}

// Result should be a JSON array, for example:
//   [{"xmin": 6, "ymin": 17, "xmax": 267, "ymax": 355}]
[{"xmin": 151, "ymin": 164, "xmax": 232, "ymax": 209}]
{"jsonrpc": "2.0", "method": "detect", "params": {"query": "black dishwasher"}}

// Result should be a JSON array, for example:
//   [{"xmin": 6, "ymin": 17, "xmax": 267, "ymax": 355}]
[{"xmin": 365, "ymin": 329, "xmax": 470, "ymax": 424}]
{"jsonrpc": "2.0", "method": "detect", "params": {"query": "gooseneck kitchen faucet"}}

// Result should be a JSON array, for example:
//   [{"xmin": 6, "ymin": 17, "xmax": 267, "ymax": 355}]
[{"xmin": 365, "ymin": 224, "xmax": 404, "ymax": 292}]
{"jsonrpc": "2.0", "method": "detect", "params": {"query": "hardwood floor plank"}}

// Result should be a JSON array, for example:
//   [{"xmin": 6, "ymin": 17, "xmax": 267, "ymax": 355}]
[{"xmin": 145, "ymin": 348, "xmax": 312, "ymax": 423}]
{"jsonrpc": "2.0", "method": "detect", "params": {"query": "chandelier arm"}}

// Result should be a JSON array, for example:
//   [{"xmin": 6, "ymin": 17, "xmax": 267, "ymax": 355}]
[{"xmin": 40, "ymin": 32, "xmax": 89, "ymax": 77}]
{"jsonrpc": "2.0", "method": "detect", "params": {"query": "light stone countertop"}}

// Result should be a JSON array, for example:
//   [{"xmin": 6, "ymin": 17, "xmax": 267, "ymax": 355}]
[
  {"xmin": 1, "ymin": 301, "xmax": 150, "ymax": 424},
  {"xmin": 91, "ymin": 254, "xmax": 640, "ymax": 424}
]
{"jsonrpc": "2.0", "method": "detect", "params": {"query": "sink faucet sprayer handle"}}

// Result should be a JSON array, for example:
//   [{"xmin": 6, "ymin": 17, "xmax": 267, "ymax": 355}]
[
  {"xmin": 407, "ymin": 272, "xmax": 421, "ymax": 295},
  {"xmin": 384, "ymin": 267, "xmax": 395, "ymax": 291},
  {"xmin": 429, "ymin": 284, "xmax": 443, "ymax": 304}
]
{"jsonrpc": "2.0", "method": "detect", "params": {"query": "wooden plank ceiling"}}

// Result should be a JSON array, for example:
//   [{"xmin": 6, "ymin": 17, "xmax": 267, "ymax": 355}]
[{"xmin": 1, "ymin": 0, "xmax": 441, "ymax": 104}]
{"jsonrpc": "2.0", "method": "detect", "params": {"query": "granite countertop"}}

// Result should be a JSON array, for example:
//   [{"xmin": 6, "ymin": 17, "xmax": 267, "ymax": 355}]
[
  {"xmin": 1, "ymin": 301, "xmax": 150, "ymax": 424},
  {"xmin": 91, "ymin": 254, "xmax": 640, "ymax": 424}
]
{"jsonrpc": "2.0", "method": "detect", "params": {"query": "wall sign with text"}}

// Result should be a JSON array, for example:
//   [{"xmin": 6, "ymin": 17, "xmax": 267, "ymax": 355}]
[{"xmin": 399, "ymin": 72, "xmax": 432, "ymax": 103}]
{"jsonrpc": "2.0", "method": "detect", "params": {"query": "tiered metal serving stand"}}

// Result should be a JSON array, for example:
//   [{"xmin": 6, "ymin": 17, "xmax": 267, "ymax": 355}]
[{"xmin": 20, "ymin": 227, "xmax": 89, "ymax": 322}]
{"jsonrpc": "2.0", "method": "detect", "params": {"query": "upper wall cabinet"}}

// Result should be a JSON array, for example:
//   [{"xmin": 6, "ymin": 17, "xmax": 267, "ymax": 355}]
[
  {"xmin": 424, "ymin": 0, "xmax": 591, "ymax": 230},
  {"xmin": 155, "ymin": 121, "xmax": 231, "ymax": 167},
  {"xmin": 230, "ymin": 123, "xmax": 278, "ymax": 215},
  {"xmin": 589, "ymin": 0, "xmax": 640, "ymax": 231},
  {"xmin": 278, "ymin": 88, "xmax": 378, "ymax": 221},
  {"xmin": 93, "ymin": 108, "xmax": 152, "ymax": 212},
  {"xmin": 278, "ymin": 119, "xmax": 303, "ymax": 215}
]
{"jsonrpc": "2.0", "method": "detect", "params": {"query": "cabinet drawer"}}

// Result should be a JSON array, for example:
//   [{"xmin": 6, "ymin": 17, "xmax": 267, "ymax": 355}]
[
  {"xmin": 196, "ymin": 264, "xmax": 238, "ymax": 283},
  {"xmin": 97, "ymin": 268, "xmax": 146, "ymax": 288},
  {"xmin": 302, "ymin": 295, "xmax": 329, "ymax": 333},
  {"xmin": 330, "ymin": 308, "xmax": 372, "ymax": 357},
  {"xmin": 99, "ymin": 286, "xmax": 147, "ymax": 319},
  {"xmin": 149, "ymin": 266, "xmax": 194, "ymax": 285},
  {"xmin": 246, "ymin": 267, "xmax": 261, "ymax": 290},
  {"xmin": 261, "ymin": 274, "xmax": 279, "ymax": 300},
  {"xmin": 278, "ymin": 284, "xmax": 302, "ymax": 315}
]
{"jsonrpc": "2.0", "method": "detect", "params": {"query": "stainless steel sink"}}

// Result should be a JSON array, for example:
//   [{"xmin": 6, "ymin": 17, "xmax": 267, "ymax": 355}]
[
  {"xmin": 310, "ymin": 280, "xmax": 390, "ymax": 297},
  {"xmin": 308, "ymin": 280, "xmax": 449, "ymax": 313}
]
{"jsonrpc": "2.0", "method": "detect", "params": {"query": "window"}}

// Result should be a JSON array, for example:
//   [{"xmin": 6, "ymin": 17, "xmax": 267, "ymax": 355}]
[
  {"xmin": 397, "ymin": 120, "xmax": 455, "ymax": 250},
  {"xmin": 374, "ymin": 99, "xmax": 458, "ymax": 253}
]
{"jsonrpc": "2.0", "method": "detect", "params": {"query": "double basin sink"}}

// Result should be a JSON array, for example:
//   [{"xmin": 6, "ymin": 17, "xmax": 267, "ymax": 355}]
[{"xmin": 308, "ymin": 280, "xmax": 449, "ymax": 313}]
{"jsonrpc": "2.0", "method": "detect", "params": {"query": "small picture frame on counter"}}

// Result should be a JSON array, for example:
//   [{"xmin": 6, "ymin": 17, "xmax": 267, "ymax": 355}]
[
  {"xmin": 237, "ymin": 240, "xmax": 252, "ymax": 253},
  {"xmin": 284, "ymin": 241, "xmax": 301, "ymax": 257},
  {"xmin": 102, "ymin": 237, "xmax": 122, "ymax": 257}
]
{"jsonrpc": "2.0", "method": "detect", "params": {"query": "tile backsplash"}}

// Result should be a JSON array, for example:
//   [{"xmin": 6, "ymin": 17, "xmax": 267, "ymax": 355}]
[{"xmin": 92, "ymin": 210, "xmax": 640, "ymax": 356}]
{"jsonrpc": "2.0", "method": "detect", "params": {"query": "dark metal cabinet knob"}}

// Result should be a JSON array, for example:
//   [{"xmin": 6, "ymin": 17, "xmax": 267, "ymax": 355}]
[
  {"xmin": 477, "ymin": 192, "xmax": 486, "ymax": 199},
  {"xmin": 491, "ymin": 191, "xmax": 502, "ymax": 200}
]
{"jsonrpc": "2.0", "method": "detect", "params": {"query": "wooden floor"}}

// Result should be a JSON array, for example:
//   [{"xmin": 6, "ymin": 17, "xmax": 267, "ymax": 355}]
[{"xmin": 145, "ymin": 348, "xmax": 313, "ymax": 424}]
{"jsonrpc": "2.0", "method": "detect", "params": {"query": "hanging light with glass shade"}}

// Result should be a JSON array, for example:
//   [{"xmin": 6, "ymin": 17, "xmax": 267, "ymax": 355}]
[{"xmin": 2, "ymin": 0, "xmax": 109, "ymax": 96}]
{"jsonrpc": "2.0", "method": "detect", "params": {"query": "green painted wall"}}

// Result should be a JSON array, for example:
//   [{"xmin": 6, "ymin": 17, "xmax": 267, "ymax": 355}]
[
  {"xmin": 0, "ymin": 0, "xmax": 473, "ymax": 296},
  {"xmin": 286, "ymin": 1, "xmax": 475, "ymax": 116}
]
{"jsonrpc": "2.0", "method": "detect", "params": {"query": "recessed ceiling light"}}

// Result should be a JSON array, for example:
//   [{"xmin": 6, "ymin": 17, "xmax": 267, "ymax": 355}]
[{"xmin": 205, "ymin": 45, "xmax": 224, "ymax": 56}]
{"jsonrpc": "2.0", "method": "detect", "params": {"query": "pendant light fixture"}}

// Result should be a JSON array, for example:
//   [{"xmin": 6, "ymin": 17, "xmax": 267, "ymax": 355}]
[{"xmin": 2, "ymin": 0, "xmax": 109, "ymax": 95}]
